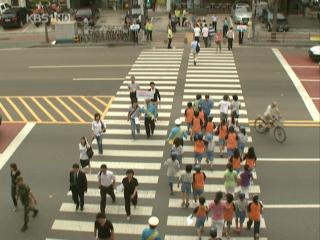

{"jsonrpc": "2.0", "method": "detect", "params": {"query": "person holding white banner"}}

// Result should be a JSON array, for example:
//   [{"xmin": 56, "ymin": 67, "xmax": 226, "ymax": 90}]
[
  {"xmin": 128, "ymin": 99, "xmax": 142, "ymax": 139},
  {"xmin": 141, "ymin": 99, "xmax": 158, "ymax": 138}
]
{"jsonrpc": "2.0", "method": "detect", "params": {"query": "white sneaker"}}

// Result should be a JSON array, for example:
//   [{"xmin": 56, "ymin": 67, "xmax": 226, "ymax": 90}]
[{"xmin": 126, "ymin": 216, "xmax": 131, "ymax": 221}]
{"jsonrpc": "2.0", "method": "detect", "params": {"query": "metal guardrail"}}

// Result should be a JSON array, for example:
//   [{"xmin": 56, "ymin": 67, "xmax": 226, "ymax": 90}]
[{"xmin": 254, "ymin": 31, "xmax": 320, "ymax": 43}]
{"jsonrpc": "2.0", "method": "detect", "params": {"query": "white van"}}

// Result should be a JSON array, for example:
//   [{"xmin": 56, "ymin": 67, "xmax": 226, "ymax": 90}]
[{"xmin": 0, "ymin": 2, "xmax": 11, "ymax": 15}]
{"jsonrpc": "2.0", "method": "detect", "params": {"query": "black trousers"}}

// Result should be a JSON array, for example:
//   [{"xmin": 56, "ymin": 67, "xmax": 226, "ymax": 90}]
[
  {"xmin": 212, "ymin": 21, "xmax": 217, "ymax": 31},
  {"xmin": 100, "ymin": 185, "xmax": 116, "ymax": 213},
  {"xmin": 203, "ymin": 37, "xmax": 208, "ymax": 48},
  {"xmin": 195, "ymin": 36, "xmax": 200, "ymax": 42},
  {"xmin": 145, "ymin": 117, "xmax": 155, "ymax": 137},
  {"xmin": 228, "ymin": 38, "xmax": 233, "ymax": 50},
  {"xmin": 11, "ymin": 185, "xmax": 17, "ymax": 207},
  {"xmin": 168, "ymin": 38, "xmax": 172, "ymax": 49},
  {"xmin": 223, "ymin": 25, "xmax": 228, "ymax": 38},
  {"xmin": 247, "ymin": 219, "xmax": 260, "ymax": 236},
  {"xmin": 124, "ymin": 194, "xmax": 137, "ymax": 216},
  {"xmin": 23, "ymin": 203, "xmax": 37, "ymax": 226},
  {"xmin": 71, "ymin": 186, "xmax": 84, "ymax": 208},
  {"xmin": 146, "ymin": 31, "xmax": 152, "ymax": 41},
  {"xmin": 130, "ymin": 91, "xmax": 137, "ymax": 104},
  {"xmin": 239, "ymin": 31, "xmax": 244, "ymax": 45}
]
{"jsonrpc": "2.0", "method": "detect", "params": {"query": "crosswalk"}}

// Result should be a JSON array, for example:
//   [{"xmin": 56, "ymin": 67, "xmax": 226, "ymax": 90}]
[
  {"xmin": 46, "ymin": 48, "xmax": 184, "ymax": 240},
  {"xmin": 46, "ymin": 48, "xmax": 266, "ymax": 240}
]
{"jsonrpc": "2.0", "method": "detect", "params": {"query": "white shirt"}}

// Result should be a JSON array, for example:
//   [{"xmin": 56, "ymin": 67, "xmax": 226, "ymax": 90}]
[
  {"xmin": 219, "ymin": 100, "xmax": 230, "ymax": 114},
  {"xmin": 212, "ymin": 15, "xmax": 217, "ymax": 22},
  {"xmin": 92, "ymin": 121, "xmax": 103, "ymax": 136},
  {"xmin": 98, "ymin": 170, "xmax": 115, "ymax": 187},
  {"xmin": 79, "ymin": 143, "xmax": 88, "ymax": 160},
  {"xmin": 202, "ymin": 27, "xmax": 209, "ymax": 37},
  {"xmin": 194, "ymin": 27, "xmax": 201, "ymax": 37}
]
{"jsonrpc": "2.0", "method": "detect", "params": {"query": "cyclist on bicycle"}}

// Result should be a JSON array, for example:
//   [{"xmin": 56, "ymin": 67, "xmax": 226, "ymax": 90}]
[{"xmin": 263, "ymin": 101, "xmax": 281, "ymax": 129}]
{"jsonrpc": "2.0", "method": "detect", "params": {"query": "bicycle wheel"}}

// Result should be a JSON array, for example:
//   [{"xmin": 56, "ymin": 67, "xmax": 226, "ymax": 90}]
[
  {"xmin": 254, "ymin": 117, "xmax": 267, "ymax": 134},
  {"xmin": 274, "ymin": 126, "xmax": 286, "ymax": 143}
]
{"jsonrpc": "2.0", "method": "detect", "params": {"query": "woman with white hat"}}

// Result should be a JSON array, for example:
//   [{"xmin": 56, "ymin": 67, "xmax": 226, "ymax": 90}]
[{"xmin": 141, "ymin": 216, "xmax": 160, "ymax": 240}]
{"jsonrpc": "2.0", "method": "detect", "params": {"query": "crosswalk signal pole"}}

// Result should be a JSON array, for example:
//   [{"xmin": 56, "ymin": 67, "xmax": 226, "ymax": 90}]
[{"xmin": 271, "ymin": 0, "xmax": 278, "ymax": 41}]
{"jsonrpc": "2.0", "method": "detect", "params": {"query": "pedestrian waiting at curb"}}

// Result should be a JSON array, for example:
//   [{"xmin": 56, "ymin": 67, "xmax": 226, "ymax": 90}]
[
  {"xmin": 164, "ymin": 152, "xmax": 180, "ymax": 195},
  {"xmin": 145, "ymin": 18, "xmax": 153, "ymax": 41},
  {"xmin": 178, "ymin": 164, "xmax": 193, "ymax": 208},
  {"xmin": 10, "ymin": 163, "xmax": 21, "ymax": 211},
  {"xmin": 226, "ymin": 27, "xmax": 234, "ymax": 50},
  {"xmin": 98, "ymin": 164, "xmax": 116, "ymax": 213},
  {"xmin": 16, "ymin": 176, "xmax": 39, "ymax": 232},
  {"xmin": 167, "ymin": 24, "xmax": 173, "ymax": 49},
  {"xmin": 122, "ymin": 169, "xmax": 138, "ymax": 221},
  {"xmin": 94, "ymin": 212, "xmax": 115, "ymax": 240},
  {"xmin": 141, "ymin": 216, "xmax": 160, "ymax": 240},
  {"xmin": 69, "ymin": 163, "xmax": 87, "ymax": 211},
  {"xmin": 92, "ymin": 113, "xmax": 106, "ymax": 155}
]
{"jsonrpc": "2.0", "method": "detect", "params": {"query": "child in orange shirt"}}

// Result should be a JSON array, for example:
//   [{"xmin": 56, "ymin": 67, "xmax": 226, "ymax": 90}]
[
  {"xmin": 194, "ymin": 134, "xmax": 205, "ymax": 164},
  {"xmin": 216, "ymin": 119, "xmax": 228, "ymax": 157},
  {"xmin": 244, "ymin": 147, "xmax": 257, "ymax": 171},
  {"xmin": 205, "ymin": 115, "xmax": 216, "ymax": 135},
  {"xmin": 229, "ymin": 149, "xmax": 242, "ymax": 174},
  {"xmin": 185, "ymin": 102, "xmax": 194, "ymax": 134},
  {"xmin": 191, "ymin": 111, "xmax": 203, "ymax": 140},
  {"xmin": 192, "ymin": 196, "xmax": 209, "ymax": 239},
  {"xmin": 225, "ymin": 126, "xmax": 238, "ymax": 158},
  {"xmin": 224, "ymin": 193, "xmax": 235, "ymax": 238},
  {"xmin": 198, "ymin": 106, "xmax": 205, "ymax": 128}
]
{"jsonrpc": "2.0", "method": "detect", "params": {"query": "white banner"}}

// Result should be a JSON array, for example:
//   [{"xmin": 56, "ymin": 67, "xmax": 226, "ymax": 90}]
[{"xmin": 136, "ymin": 90, "xmax": 154, "ymax": 100}]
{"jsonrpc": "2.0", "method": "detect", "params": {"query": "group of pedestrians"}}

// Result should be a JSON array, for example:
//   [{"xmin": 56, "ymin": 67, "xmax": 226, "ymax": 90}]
[{"xmin": 9, "ymin": 163, "xmax": 39, "ymax": 232}]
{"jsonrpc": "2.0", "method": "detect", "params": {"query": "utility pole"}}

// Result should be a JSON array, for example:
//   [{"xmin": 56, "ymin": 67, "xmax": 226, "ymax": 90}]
[
  {"xmin": 252, "ymin": 0, "xmax": 256, "ymax": 40},
  {"xmin": 271, "ymin": 0, "xmax": 278, "ymax": 40}
]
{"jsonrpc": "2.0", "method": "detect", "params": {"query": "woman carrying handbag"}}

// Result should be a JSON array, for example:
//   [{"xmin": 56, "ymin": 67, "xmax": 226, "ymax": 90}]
[{"xmin": 79, "ymin": 137, "xmax": 93, "ymax": 174}]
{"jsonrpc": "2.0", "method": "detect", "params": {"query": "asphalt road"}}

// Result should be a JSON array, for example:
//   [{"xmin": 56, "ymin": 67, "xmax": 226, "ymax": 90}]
[{"xmin": 0, "ymin": 45, "xmax": 319, "ymax": 240}]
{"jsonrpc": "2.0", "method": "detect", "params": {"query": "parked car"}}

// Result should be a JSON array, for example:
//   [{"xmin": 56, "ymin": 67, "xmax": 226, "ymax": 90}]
[
  {"xmin": 309, "ymin": 45, "xmax": 320, "ymax": 62},
  {"xmin": 232, "ymin": 6, "xmax": 252, "ymax": 24},
  {"xmin": 0, "ymin": 7, "xmax": 29, "ymax": 29},
  {"xmin": 75, "ymin": 7, "xmax": 99, "ymax": 26},
  {"xmin": 266, "ymin": 13, "xmax": 290, "ymax": 32},
  {"xmin": 0, "ymin": 2, "xmax": 10, "ymax": 15}
]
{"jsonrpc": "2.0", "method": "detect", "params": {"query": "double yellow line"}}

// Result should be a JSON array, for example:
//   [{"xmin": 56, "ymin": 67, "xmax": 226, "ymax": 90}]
[{"xmin": 248, "ymin": 120, "xmax": 320, "ymax": 127}]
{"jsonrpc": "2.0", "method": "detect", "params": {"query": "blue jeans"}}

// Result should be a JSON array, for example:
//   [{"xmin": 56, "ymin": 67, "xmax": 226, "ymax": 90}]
[
  {"xmin": 130, "ymin": 119, "xmax": 140, "ymax": 138},
  {"xmin": 95, "ymin": 135, "xmax": 103, "ymax": 154}
]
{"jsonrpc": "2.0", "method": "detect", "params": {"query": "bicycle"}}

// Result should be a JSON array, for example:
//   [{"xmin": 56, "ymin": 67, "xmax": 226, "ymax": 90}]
[{"xmin": 254, "ymin": 115, "xmax": 287, "ymax": 143}]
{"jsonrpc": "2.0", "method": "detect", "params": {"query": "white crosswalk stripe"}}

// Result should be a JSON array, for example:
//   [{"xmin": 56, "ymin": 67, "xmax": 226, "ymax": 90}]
[
  {"xmin": 165, "ymin": 236, "xmax": 268, "ymax": 240},
  {"xmin": 46, "ymin": 48, "xmax": 184, "ymax": 239}
]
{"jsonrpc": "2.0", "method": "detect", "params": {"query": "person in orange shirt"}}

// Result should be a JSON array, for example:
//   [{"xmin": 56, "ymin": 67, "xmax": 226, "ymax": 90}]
[
  {"xmin": 198, "ymin": 106, "xmax": 205, "ymax": 127},
  {"xmin": 216, "ymin": 119, "xmax": 228, "ymax": 158},
  {"xmin": 229, "ymin": 149, "xmax": 242, "ymax": 174},
  {"xmin": 205, "ymin": 115, "xmax": 216, "ymax": 135},
  {"xmin": 185, "ymin": 102, "xmax": 194, "ymax": 134},
  {"xmin": 192, "ymin": 196, "xmax": 209, "ymax": 239},
  {"xmin": 224, "ymin": 193, "xmax": 235, "ymax": 238},
  {"xmin": 225, "ymin": 126, "xmax": 238, "ymax": 158},
  {"xmin": 194, "ymin": 134, "xmax": 205, "ymax": 164},
  {"xmin": 192, "ymin": 165, "xmax": 206, "ymax": 203},
  {"xmin": 243, "ymin": 147, "xmax": 257, "ymax": 171},
  {"xmin": 191, "ymin": 111, "xmax": 203, "ymax": 140},
  {"xmin": 247, "ymin": 195, "xmax": 263, "ymax": 240}
]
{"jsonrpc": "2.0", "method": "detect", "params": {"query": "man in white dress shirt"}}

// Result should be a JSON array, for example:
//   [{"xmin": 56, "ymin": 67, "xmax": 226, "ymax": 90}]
[{"xmin": 98, "ymin": 164, "xmax": 116, "ymax": 213}]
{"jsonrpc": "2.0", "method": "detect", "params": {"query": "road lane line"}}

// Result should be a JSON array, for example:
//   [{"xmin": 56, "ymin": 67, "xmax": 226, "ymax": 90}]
[
  {"xmin": 258, "ymin": 158, "xmax": 320, "ymax": 162},
  {"xmin": 29, "ymin": 64, "xmax": 132, "ymax": 69},
  {"xmin": 184, "ymin": 89, "xmax": 242, "ymax": 94},
  {"xmin": 291, "ymin": 65, "xmax": 319, "ymax": 68},
  {"xmin": 55, "ymin": 97, "xmax": 85, "ymax": 123},
  {"xmin": 0, "ymin": 123, "xmax": 35, "ymax": 170},
  {"xmin": 6, "ymin": 97, "xmax": 27, "ymax": 122},
  {"xmin": 68, "ymin": 97, "xmax": 92, "ymax": 119},
  {"xmin": 101, "ymin": 96, "xmax": 114, "ymax": 119},
  {"xmin": 52, "ymin": 220, "xmax": 146, "ymax": 234},
  {"xmin": 272, "ymin": 48, "xmax": 319, "ymax": 121},
  {"xmin": 31, "ymin": 97, "xmax": 56, "ymax": 122},
  {"xmin": 68, "ymin": 189, "xmax": 156, "ymax": 198},
  {"xmin": 43, "ymin": 97, "xmax": 70, "ymax": 123},
  {"xmin": 60, "ymin": 203, "xmax": 152, "ymax": 215},
  {"xmin": 301, "ymin": 79, "xmax": 320, "ymax": 82},
  {"xmin": 125, "ymin": 76, "xmax": 177, "ymax": 80},
  {"xmin": 18, "ymin": 97, "xmax": 41, "ymax": 122},
  {"xmin": 90, "ymin": 161, "xmax": 161, "ymax": 170},
  {"xmin": 92, "ymin": 149, "xmax": 163, "ymax": 157},
  {"xmin": 119, "ymin": 85, "xmax": 176, "ymax": 90},
  {"xmin": 0, "ymin": 102, "xmax": 13, "ymax": 121},
  {"xmin": 87, "ymin": 174, "xmax": 159, "ymax": 183},
  {"xmin": 97, "ymin": 138, "xmax": 165, "ymax": 146},
  {"xmin": 102, "ymin": 128, "xmax": 167, "ymax": 135},
  {"xmin": 93, "ymin": 96, "xmax": 109, "ymax": 107},
  {"xmin": 80, "ymin": 97, "xmax": 102, "ymax": 115},
  {"xmin": 73, "ymin": 77, "xmax": 124, "ymax": 81},
  {"xmin": 186, "ymin": 74, "xmax": 238, "ymax": 78},
  {"xmin": 165, "ymin": 236, "xmax": 267, "ymax": 240},
  {"xmin": 264, "ymin": 204, "xmax": 320, "ymax": 209}
]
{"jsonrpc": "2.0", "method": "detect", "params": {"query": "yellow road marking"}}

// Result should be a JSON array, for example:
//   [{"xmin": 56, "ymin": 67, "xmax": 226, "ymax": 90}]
[
  {"xmin": 249, "ymin": 123, "xmax": 320, "ymax": 127},
  {"xmin": 0, "ymin": 102, "xmax": 13, "ymax": 121},
  {"xmin": 93, "ymin": 96, "xmax": 109, "ymax": 107},
  {"xmin": 81, "ymin": 96, "xmax": 102, "ymax": 115},
  {"xmin": 68, "ymin": 97, "xmax": 93, "ymax": 119},
  {"xmin": 44, "ymin": 97, "xmax": 70, "ymax": 123},
  {"xmin": 0, "ymin": 95, "xmax": 114, "ymax": 98},
  {"xmin": 31, "ymin": 97, "xmax": 56, "ymax": 122},
  {"xmin": 5, "ymin": 97, "xmax": 27, "ymax": 122},
  {"xmin": 101, "ymin": 96, "xmax": 115, "ymax": 119},
  {"xmin": 18, "ymin": 97, "xmax": 41, "ymax": 122},
  {"xmin": 248, "ymin": 120, "xmax": 320, "ymax": 123},
  {"xmin": 55, "ymin": 97, "xmax": 85, "ymax": 123}
]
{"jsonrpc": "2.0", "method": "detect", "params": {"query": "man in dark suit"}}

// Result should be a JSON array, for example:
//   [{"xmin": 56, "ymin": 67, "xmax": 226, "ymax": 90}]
[{"xmin": 69, "ymin": 163, "xmax": 87, "ymax": 211}]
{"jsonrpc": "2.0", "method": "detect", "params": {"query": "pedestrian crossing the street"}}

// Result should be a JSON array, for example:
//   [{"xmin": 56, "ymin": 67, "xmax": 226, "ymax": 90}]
[
  {"xmin": 46, "ymin": 48, "xmax": 184, "ymax": 240},
  {"xmin": 46, "ymin": 47, "xmax": 267, "ymax": 240}
]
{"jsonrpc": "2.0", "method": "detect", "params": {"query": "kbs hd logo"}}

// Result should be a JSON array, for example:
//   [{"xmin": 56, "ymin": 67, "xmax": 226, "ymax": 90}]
[{"xmin": 26, "ymin": 13, "xmax": 71, "ymax": 24}]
